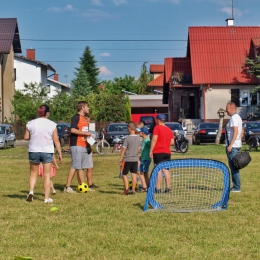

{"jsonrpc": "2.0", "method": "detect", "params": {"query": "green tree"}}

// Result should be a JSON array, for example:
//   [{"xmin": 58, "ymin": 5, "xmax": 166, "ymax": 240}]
[
  {"xmin": 48, "ymin": 92, "xmax": 75, "ymax": 122},
  {"xmin": 71, "ymin": 65, "xmax": 92, "ymax": 98},
  {"xmin": 124, "ymin": 95, "xmax": 131, "ymax": 122},
  {"xmin": 245, "ymin": 55, "xmax": 260, "ymax": 113},
  {"xmin": 101, "ymin": 75, "xmax": 139, "ymax": 94},
  {"xmin": 74, "ymin": 46, "xmax": 99, "ymax": 92},
  {"xmin": 137, "ymin": 62, "xmax": 153, "ymax": 94},
  {"xmin": 246, "ymin": 55, "xmax": 260, "ymax": 92},
  {"xmin": 94, "ymin": 92, "xmax": 127, "ymax": 121},
  {"xmin": 12, "ymin": 82, "xmax": 49, "ymax": 123}
]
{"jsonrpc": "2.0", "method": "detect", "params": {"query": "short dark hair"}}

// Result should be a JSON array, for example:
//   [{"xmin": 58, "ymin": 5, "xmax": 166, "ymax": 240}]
[{"xmin": 76, "ymin": 101, "xmax": 88, "ymax": 112}]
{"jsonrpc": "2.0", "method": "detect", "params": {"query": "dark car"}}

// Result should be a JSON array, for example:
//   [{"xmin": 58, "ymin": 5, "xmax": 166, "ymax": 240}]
[
  {"xmin": 242, "ymin": 121, "xmax": 260, "ymax": 144},
  {"xmin": 165, "ymin": 122, "xmax": 186, "ymax": 136},
  {"xmin": 105, "ymin": 123, "xmax": 129, "ymax": 144},
  {"xmin": 140, "ymin": 116, "xmax": 156, "ymax": 133},
  {"xmin": 192, "ymin": 122, "xmax": 225, "ymax": 145},
  {"xmin": 57, "ymin": 123, "xmax": 71, "ymax": 147},
  {"xmin": 0, "ymin": 124, "xmax": 16, "ymax": 149}
]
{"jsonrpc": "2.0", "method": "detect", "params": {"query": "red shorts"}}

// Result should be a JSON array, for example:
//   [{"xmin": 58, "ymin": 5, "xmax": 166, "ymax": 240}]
[{"xmin": 39, "ymin": 163, "xmax": 56, "ymax": 178}]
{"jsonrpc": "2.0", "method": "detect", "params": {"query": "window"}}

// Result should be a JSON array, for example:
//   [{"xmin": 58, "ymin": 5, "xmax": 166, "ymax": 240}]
[
  {"xmin": 46, "ymin": 84, "xmax": 50, "ymax": 93},
  {"xmin": 240, "ymin": 90, "xmax": 250, "ymax": 106},
  {"xmin": 14, "ymin": 68, "xmax": 16, "ymax": 81}
]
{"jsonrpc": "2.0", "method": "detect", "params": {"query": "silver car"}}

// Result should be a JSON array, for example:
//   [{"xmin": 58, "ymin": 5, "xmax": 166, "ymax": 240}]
[
  {"xmin": 0, "ymin": 124, "xmax": 16, "ymax": 149},
  {"xmin": 165, "ymin": 122, "xmax": 186, "ymax": 136}
]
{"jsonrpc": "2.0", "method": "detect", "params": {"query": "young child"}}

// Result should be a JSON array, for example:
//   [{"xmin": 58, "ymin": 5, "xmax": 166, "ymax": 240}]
[
  {"xmin": 39, "ymin": 154, "xmax": 59, "ymax": 195},
  {"xmin": 119, "ymin": 121, "xmax": 141, "ymax": 195},
  {"xmin": 137, "ymin": 127, "xmax": 151, "ymax": 192}
]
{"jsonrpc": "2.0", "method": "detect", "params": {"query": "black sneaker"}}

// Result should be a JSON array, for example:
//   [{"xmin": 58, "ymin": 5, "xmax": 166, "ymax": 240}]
[
  {"xmin": 164, "ymin": 188, "xmax": 171, "ymax": 193},
  {"xmin": 155, "ymin": 188, "xmax": 162, "ymax": 193},
  {"xmin": 26, "ymin": 193, "xmax": 33, "ymax": 202},
  {"xmin": 89, "ymin": 183, "xmax": 99, "ymax": 189}
]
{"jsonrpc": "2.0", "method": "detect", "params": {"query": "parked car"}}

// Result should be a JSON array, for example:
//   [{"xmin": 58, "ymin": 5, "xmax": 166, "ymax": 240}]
[
  {"xmin": 140, "ymin": 116, "xmax": 156, "ymax": 133},
  {"xmin": 242, "ymin": 121, "xmax": 260, "ymax": 144},
  {"xmin": 56, "ymin": 123, "xmax": 71, "ymax": 147},
  {"xmin": 104, "ymin": 123, "xmax": 129, "ymax": 144},
  {"xmin": 0, "ymin": 124, "xmax": 16, "ymax": 149},
  {"xmin": 192, "ymin": 122, "xmax": 225, "ymax": 145},
  {"xmin": 165, "ymin": 122, "xmax": 186, "ymax": 136}
]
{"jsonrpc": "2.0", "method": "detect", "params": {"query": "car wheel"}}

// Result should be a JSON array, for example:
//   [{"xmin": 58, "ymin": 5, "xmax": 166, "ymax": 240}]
[
  {"xmin": 12, "ymin": 140, "xmax": 16, "ymax": 148},
  {"xmin": 3, "ymin": 141, "xmax": 7, "ymax": 150},
  {"xmin": 60, "ymin": 138, "xmax": 65, "ymax": 147},
  {"xmin": 195, "ymin": 138, "xmax": 200, "ymax": 145}
]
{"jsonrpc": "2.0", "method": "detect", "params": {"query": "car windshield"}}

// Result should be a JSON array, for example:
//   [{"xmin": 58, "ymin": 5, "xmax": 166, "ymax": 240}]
[
  {"xmin": 165, "ymin": 123, "xmax": 183, "ymax": 131},
  {"xmin": 199, "ymin": 123, "xmax": 219, "ymax": 129},
  {"xmin": 107, "ymin": 124, "xmax": 128, "ymax": 132},
  {"xmin": 141, "ymin": 117, "xmax": 154, "ymax": 124},
  {"xmin": 246, "ymin": 122, "xmax": 260, "ymax": 129},
  {"xmin": 0, "ymin": 126, "xmax": 6, "ymax": 134}
]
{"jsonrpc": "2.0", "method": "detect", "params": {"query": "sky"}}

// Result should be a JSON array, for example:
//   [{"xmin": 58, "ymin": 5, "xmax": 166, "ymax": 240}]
[{"xmin": 1, "ymin": 0, "xmax": 260, "ymax": 84}]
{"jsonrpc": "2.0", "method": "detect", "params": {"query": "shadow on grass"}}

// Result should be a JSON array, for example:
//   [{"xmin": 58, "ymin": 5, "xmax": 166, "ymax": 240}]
[
  {"xmin": 133, "ymin": 203, "xmax": 145, "ymax": 210},
  {"xmin": 4, "ymin": 190, "xmax": 44, "ymax": 200},
  {"xmin": 98, "ymin": 190, "xmax": 120, "ymax": 195}
]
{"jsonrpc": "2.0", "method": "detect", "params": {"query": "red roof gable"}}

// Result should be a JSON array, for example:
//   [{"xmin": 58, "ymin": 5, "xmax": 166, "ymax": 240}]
[
  {"xmin": 0, "ymin": 18, "xmax": 21, "ymax": 54},
  {"xmin": 188, "ymin": 26, "xmax": 260, "ymax": 84},
  {"xmin": 148, "ymin": 73, "xmax": 164, "ymax": 87},
  {"xmin": 165, "ymin": 57, "xmax": 192, "ymax": 83},
  {"xmin": 150, "ymin": 64, "xmax": 164, "ymax": 73}
]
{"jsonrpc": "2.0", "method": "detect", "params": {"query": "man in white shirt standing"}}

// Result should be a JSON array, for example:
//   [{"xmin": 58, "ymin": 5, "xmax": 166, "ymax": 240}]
[{"xmin": 226, "ymin": 102, "xmax": 243, "ymax": 192}]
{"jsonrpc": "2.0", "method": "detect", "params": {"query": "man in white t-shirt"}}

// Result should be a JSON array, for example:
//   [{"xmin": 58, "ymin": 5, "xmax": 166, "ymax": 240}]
[{"xmin": 226, "ymin": 102, "xmax": 243, "ymax": 192}]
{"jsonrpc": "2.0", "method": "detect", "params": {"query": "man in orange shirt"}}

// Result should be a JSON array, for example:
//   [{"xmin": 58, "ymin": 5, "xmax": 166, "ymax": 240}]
[{"xmin": 64, "ymin": 101, "xmax": 93, "ymax": 193}]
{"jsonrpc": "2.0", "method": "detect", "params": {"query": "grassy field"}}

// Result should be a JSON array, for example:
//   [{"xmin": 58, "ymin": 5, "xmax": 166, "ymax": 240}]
[{"xmin": 1, "ymin": 144, "xmax": 260, "ymax": 260}]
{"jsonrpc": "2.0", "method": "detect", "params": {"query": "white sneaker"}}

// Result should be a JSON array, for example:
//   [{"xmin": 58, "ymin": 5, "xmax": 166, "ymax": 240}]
[
  {"xmin": 88, "ymin": 188, "xmax": 96, "ymax": 192},
  {"xmin": 44, "ymin": 198, "xmax": 53, "ymax": 203},
  {"xmin": 63, "ymin": 187, "xmax": 76, "ymax": 193},
  {"xmin": 52, "ymin": 189, "xmax": 56, "ymax": 195}
]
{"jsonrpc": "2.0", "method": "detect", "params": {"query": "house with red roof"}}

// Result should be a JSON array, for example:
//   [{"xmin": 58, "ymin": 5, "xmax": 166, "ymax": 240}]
[
  {"xmin": 0, "ymin": 18, "xmax": 21, "ymax": 122},
  {"xmin": 149, "ymin": 20, "xmax": 260, "ymax": 131}
]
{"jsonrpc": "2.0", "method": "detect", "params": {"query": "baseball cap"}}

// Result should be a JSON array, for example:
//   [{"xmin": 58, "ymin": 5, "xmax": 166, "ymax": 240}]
[
  {"xmin": 156, "ymin": 114, "xmax": 166, "ymax": 121},
  {"xmin": 140, "ymin": 127, "xmax": 149, "ymax": 135}
]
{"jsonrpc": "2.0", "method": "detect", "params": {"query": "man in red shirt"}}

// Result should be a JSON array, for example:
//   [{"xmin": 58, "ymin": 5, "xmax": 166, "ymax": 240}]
[{"xmin": 150, "ymin": 114, "xmax": 174, "ymax": 193}]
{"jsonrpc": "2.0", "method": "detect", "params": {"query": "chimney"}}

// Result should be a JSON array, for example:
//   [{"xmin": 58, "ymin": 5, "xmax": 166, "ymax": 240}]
[
  {"xmin": 26, "ymin": 49, "xmax": 35, "ymax": 60},
  {"xmin": 54, "ymin": 74, "xmax": 59, "ymax": 81},
  {"xmin": 226, "ymin": 18, "xmax": 234, "ymax": 26}
]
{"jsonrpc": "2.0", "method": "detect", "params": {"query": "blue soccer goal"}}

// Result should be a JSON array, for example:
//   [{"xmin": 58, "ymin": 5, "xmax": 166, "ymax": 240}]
[{"xmin": 144, "ymin": 159, "xmax": 230, "ymax": 212}]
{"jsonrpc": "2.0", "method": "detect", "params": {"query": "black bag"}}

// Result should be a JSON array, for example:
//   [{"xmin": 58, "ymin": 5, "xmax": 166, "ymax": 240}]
[{"xmin": 232, "ymin": 151, "xmax": 252, "ymax": 170}]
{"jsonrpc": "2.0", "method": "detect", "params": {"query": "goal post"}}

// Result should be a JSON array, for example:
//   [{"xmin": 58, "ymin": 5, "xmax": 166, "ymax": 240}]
[{"xmin": 144, "ymin": 158, "xmax": 230, "ymax": 213}]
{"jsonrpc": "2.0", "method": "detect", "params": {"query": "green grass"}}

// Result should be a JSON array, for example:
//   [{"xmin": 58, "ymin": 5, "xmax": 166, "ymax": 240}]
[{"xmin": 1, "ymin": 144, "xmax": 260, "ymax": 260}]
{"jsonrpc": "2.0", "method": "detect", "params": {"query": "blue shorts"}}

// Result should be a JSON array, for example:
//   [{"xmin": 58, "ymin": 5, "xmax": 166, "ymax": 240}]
[
  {"xmin": 139, "ymin": 159, "xmax": 151, "ymax": 173},
  {"xmin": 28, "ymin": 152, "xmax": 53, "ymax": 164}
]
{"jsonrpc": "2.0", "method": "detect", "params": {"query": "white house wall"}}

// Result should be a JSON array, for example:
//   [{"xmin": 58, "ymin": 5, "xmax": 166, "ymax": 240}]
[
  {"xmin": 205, "ymin": 85, "xmax": 256, "ymax": 120},
  {"xmin": 14, "ymin": 58, "xmax": 47, "ymax": 90}
]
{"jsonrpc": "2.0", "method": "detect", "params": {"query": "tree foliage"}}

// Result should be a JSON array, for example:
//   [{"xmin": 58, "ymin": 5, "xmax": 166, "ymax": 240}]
[
  {"xmin": 101, "ymin": 75, "xmax": 139, "ymax": 94},
  {"xmin": 137, "ymin": 62, "xmax": 153, "ymax": 94},
  {"xmin": 71, "ymin": 64, "xmax": 92, "ymax": 98},
  {"xmin": 245, "ymin": 55, "xmax": 260, "ymax": 94},
  {"xmin": 74, "ymin": 46, "xmax": 100, "ymax": 92},
  {"xmin": 12, "ymin": 82, "xmax": 49, "ymax": 123},
  {"xmin": 92, "ymin": 92, "xmax": 128, "ymax": 122}
]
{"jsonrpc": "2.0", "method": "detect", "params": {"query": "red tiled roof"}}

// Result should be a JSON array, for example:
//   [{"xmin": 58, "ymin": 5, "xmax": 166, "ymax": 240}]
[
  {"xmin": 0, "ymin": 18, "xmax": 21, "ymax": 54},
  {"xmin": 148, "ymin": 73, "xmax": 164, "ymax": 87},
  {"xmin": 150, "ymin": 64, "xmax": 164, "ymax": 73},
  {"xmin": 188, "ymin": 26, "xmax": 260, "ymax": 84},
  {"xmin": 165, "ymin": 57, "xmax": 192, "ymax": 83},
  {"xmin": 252, "ymin": 38, "xmax": 260, "ymax": 49}
]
